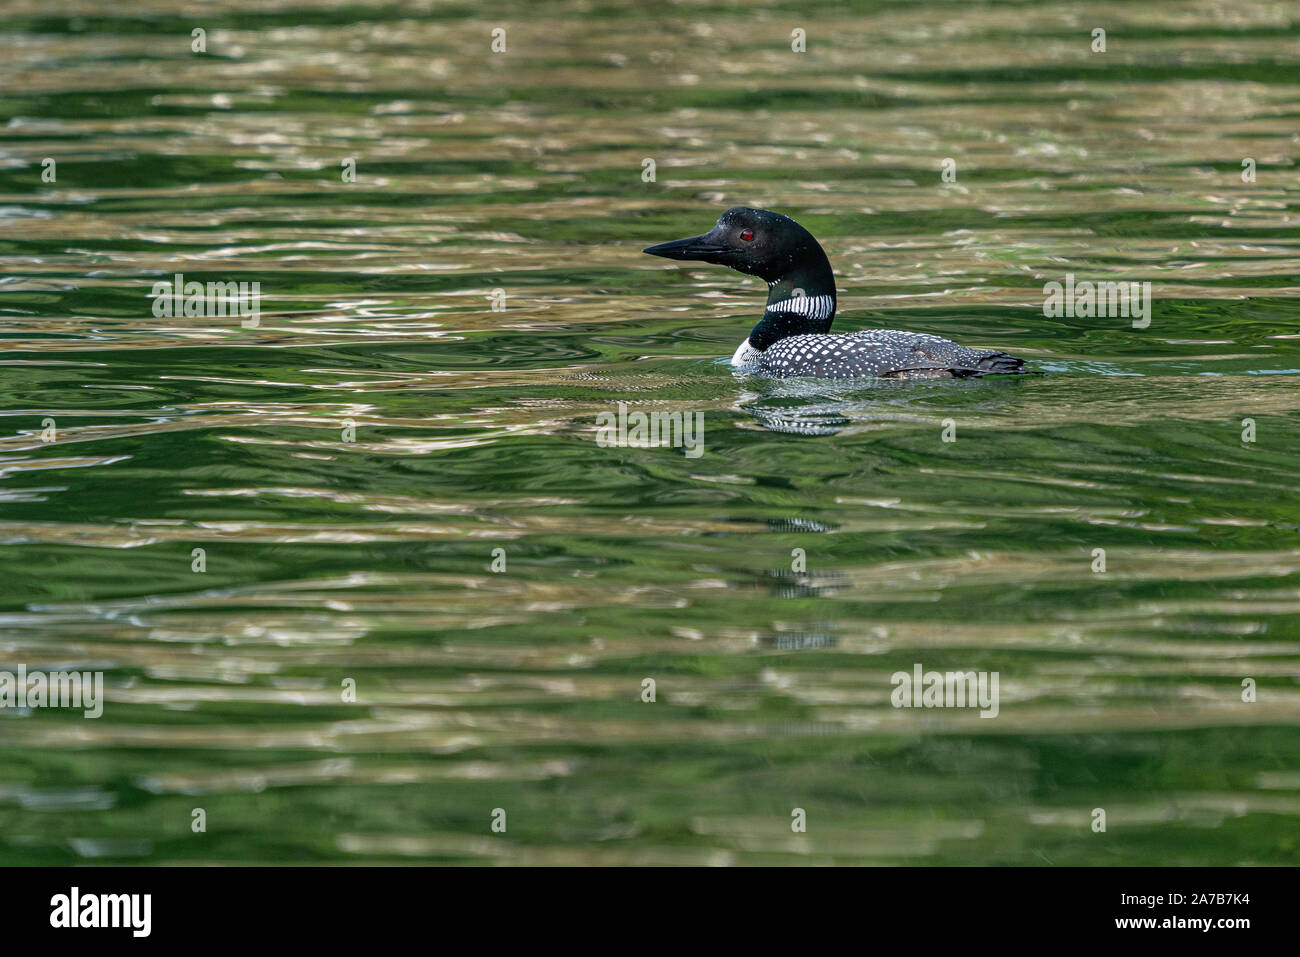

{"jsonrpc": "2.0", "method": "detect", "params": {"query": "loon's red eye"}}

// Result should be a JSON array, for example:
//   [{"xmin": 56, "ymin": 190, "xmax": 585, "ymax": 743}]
[{"xmin": 740, "ymin": 229, "xmax": 754, "ymax": 241}]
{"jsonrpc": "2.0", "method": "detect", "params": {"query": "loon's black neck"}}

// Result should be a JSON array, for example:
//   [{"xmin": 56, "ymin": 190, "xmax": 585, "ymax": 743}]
[{"xmin": 748, "ymin": 251, "xmax": 837, "ymax": 351}]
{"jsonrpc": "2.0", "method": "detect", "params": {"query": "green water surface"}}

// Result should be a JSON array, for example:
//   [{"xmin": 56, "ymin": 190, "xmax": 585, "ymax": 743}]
[{"xmin": 0, "ymin": 0, "xmax": 1298, "ymax": 864}]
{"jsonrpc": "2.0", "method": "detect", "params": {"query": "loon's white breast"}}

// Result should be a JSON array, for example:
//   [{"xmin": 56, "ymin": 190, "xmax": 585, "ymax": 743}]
[{"xmin": 730, "ymin": 338, "xmax": 761, "ymax": 368}]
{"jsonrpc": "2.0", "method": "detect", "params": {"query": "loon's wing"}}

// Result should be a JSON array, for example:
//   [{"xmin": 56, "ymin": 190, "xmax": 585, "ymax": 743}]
[{"xmin": 757, "ymin": 331, "xmax": 1025, "ymax": 379}]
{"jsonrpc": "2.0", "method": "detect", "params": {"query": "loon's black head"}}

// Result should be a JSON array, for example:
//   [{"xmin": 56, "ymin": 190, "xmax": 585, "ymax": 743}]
[
  {"xmin": 643, "ymin": 206, "xmax": 838, "ymax": 351},
  {"xmin": 643, "ymin": 207, "xmax": 826, "ymax": 283}
]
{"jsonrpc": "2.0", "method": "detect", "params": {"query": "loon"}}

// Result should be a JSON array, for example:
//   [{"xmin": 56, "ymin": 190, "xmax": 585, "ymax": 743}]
[{"xmin": 643, "ymin": 207, "xmax": 1026, "ymax": 379}]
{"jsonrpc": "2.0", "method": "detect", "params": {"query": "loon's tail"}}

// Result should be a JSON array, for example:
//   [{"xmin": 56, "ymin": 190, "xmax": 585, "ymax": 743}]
[{"xmin": 956, "ymin": 351, "xmax": 1026, "ymax": 377}]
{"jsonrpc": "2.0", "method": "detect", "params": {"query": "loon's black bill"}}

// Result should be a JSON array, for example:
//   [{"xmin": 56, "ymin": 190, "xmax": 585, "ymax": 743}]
[{"xmin": 643, "ymin": 234, "xmax": 726, "ymax": 261}]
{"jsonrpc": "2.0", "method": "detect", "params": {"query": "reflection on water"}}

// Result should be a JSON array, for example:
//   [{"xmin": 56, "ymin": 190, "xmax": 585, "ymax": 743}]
[{"xmin": 0, "ymin": 0, "xmax": 1299, "ymax": 864}]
